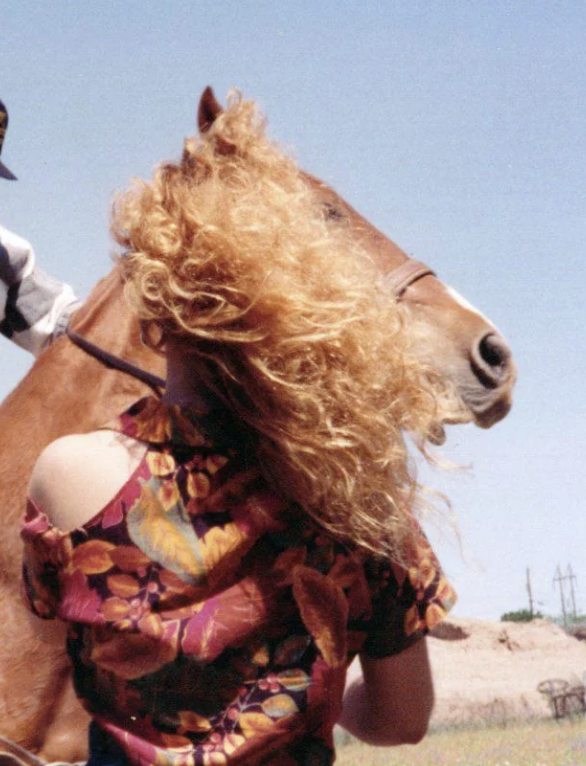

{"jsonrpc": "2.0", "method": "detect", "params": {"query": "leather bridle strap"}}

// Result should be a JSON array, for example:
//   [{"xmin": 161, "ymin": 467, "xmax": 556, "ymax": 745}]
[
  {"xmin": 66, "ymin": 325, "xmax": 166, "ymax": 393},
  {"xmin": 382, "ymin": 258, "xmax": 435, "ymax": 298}
]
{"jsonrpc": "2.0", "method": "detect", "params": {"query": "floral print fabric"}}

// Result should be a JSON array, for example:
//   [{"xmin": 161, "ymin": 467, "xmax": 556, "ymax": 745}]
[{"xmin": 22, "ymin": 397, "xmax": 456, "ymax": 766}]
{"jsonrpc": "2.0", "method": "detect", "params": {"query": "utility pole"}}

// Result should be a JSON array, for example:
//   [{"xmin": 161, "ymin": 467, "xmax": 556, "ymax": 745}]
[
  {"xmin": 554, "ymin": 565, "xmax": 568, "ymax": 629},
  {"xmin": 567, "ymin": 564, "xmax": 578, "ymax": 619},
  {"xmin": 526, "ymin": 568, "xmax": 535, "ymax": 617}
]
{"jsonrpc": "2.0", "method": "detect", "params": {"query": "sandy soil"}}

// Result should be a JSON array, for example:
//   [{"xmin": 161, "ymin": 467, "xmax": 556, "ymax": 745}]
[{"xmin": 346, "ymin": 617, "xmax": 586, "ymax": 728}]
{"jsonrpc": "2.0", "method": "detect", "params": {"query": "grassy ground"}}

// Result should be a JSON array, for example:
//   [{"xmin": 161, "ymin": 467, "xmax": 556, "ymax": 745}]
[{"xmin": 336, "ymin": 717, "xmax": 586, "ymax": 766}]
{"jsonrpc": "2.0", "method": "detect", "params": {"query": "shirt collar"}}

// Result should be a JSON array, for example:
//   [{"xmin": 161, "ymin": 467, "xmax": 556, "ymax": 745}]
[{"xmin": 103, "ymin": 396, "xmax": 248, "ymax": 451}]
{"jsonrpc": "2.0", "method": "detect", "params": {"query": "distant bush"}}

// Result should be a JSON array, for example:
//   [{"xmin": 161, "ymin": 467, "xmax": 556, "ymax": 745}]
[{"xmin": 501, "ymin": 609, "xmax": 543, "ymax": 623}]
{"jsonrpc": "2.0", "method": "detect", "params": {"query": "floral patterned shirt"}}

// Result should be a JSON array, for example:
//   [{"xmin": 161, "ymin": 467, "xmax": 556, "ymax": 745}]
[{"xmin": 22, "ymin": 397, "xmax": 456, "ymax": 766}]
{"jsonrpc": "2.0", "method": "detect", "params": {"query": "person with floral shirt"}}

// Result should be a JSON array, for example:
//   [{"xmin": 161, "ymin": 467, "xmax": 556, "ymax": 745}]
[{"xmin": 22, "ymin": 91, "xmax": 455, "ymax": 766}]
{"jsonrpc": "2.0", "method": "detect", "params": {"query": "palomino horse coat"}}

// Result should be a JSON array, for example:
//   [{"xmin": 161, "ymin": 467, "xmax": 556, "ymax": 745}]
[{"xmin": 0, "ymin": 88, "xmax": 515, "ymax": 762}]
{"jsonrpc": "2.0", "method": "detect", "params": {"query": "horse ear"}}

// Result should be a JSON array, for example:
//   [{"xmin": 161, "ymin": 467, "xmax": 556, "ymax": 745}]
[
  {"xmin": 198, "ymin": 87, "xmax": 223, "ymax": 134},
  {"xmin": 197, "ymin": 87, "xmax": 236, "ymax": 156}
]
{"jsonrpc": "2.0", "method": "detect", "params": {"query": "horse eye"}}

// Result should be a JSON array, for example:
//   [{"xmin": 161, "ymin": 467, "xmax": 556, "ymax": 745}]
[{"xmin": 322, "ymin": 202, "xmax": 346, "ymax": 222}]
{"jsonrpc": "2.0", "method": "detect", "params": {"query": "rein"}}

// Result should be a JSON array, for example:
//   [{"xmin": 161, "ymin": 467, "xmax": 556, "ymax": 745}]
[
  {"xmin": 0, "ymin": 733, "xmax": 45, "ymax": 766},
  {"xmin": 66, "ymin": 257, "xmax": 433, "ymax": 390},
  {"xmin": 66, "ymin": 326, "xmax": 166, "ymax": 393}
]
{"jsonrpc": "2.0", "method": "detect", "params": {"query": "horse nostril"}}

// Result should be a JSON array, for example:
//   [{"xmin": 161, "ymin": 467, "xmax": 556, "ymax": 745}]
[
  {"xmin": 480, "ymin": 334, "xmax": 511, "ymax": 369},
  {"xmin": 472, "ymin": 333, "xmax": 512, "ymax": 388}
]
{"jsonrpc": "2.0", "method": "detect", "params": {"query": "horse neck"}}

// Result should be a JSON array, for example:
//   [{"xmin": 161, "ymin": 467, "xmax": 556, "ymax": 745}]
[
  {"xmin": 71, "ymin": 268, "xmax": 152, "ymax": 367},
  {"xmin": 61, "ymin": 267, "xmax": 166, "ymax": 422},
  {"xmin": 0, "ymin": 268, "xmax": 164, "ymax": 551}
]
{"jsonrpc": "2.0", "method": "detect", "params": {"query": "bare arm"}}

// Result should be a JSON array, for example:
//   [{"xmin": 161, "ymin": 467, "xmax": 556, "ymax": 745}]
[{"xmin": 338, "ymin": 638, "xmax": 434, "ymax": 746}]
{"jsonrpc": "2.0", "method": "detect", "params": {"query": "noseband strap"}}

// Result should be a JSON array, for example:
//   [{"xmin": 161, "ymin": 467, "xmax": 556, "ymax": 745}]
[{"xmin": 382, "ymin": 259, "xmax": 435, "ymax": 297}]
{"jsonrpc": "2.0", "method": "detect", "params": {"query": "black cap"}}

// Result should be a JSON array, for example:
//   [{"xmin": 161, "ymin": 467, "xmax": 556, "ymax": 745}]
[{"xmin": 0, "ymin": 100, "xmax": 17, "ymax": 180}]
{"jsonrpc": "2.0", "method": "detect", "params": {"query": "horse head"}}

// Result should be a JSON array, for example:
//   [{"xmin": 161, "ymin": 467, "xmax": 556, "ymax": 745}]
[
  {"xmin": 70, "ymin": 87, "xmax": 515, "ymax": 442},
  {"xmin": 196, "ymin": 87, "xmax": 516, "ymax": 441}
]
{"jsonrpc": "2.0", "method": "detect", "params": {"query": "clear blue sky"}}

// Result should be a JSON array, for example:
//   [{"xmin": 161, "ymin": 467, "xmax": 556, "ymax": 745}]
[{"xmin": 1, "ymin": 1, "xmax": 584, "ymax": 621}]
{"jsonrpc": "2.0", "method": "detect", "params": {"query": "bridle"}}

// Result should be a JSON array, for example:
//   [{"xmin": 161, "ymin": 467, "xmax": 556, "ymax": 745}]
[
  {"xmin": 66, "ymin": 256, "xmax": 435, "ymax": 392},
  {"xmin": 381, "ymin": 258, "xmax": 435, "ymax": 298},
  {"xmin": 66, "ymin": 325, "xmax": 165, "ymax": 393},
  {"xmin": 0, "ymin": 732, "xmax": 45, "ymax": 766}
]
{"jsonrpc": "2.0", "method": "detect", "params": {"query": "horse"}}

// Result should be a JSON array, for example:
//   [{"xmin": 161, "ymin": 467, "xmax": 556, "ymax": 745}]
[{"xmin": 0, "ymin": 87, "xmax": 516, "ymax": 763}]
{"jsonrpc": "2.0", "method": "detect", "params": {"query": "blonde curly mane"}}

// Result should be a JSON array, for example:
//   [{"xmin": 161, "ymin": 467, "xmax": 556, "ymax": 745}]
[{"xmin": 112, "ymin": 92, "xmax": 443, "ymax": 562}]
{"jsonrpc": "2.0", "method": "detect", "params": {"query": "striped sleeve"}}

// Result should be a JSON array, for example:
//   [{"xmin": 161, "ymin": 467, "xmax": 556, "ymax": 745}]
[{"xmin": 0, "ymin": 224, "xmax": 81, "ymax": 356}]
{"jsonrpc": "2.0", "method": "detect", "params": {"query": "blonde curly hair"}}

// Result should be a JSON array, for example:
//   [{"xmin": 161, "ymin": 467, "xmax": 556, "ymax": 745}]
[{"xmin": 112, "ymin": 92, "xmax": 443, "ymax": 562}]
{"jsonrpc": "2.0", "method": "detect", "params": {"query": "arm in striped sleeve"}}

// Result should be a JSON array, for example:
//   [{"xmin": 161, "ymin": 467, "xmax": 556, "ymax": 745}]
[{"xmin": 0, "ymin": 224, "xmax": 81, "ymax": 356}]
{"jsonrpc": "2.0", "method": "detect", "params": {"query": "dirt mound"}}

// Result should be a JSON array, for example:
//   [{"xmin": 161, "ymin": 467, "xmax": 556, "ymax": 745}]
[
  {"xmin": 427, "ymin": 617, "xmax": 586, "ymax": 727},
  {"xmin": 343, "ymin": 617, "xmax": 586, "ymax": 730}
]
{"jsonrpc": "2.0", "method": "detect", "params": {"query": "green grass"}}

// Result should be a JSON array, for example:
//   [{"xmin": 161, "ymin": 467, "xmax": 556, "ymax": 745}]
[{"xmin": 336, "ymin": 717, "xmax": 586, "ymax": 766}]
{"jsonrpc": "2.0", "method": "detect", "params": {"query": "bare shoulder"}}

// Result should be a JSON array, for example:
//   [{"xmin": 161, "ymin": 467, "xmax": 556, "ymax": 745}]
[
  {"xmin": 29, "ymin": 431, "xmax": 143, "ymax": 488},
  {"xmin": 29, "ymin": 430, "xmax": 147, "ymax": 531}
]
